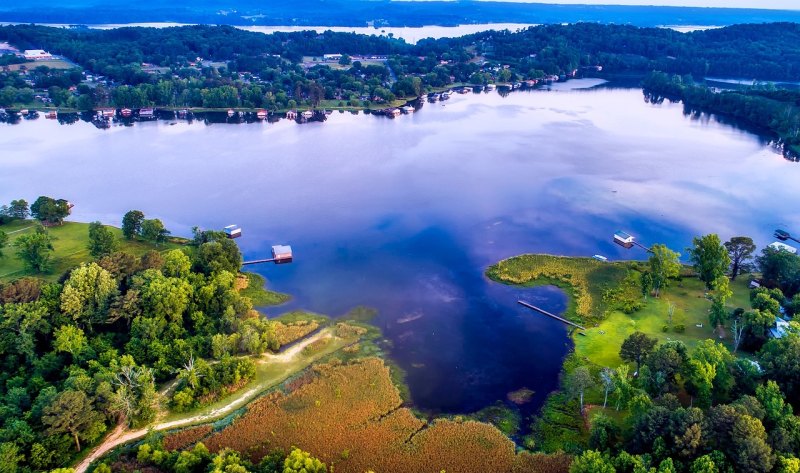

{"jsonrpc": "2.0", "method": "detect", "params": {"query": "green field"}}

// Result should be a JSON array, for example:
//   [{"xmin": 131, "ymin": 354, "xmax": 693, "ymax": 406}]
[
  {"xmin": 0, "ymin": 220, "xmax": 182, "ymax": 282},
  {"xmin": 575, "ymin": 276, "xmax": 752, "ymax": 368}
]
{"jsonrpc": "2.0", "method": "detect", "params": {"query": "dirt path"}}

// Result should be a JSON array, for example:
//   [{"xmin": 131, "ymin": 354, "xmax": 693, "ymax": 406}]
[{"xmin": 74, "ymin": 329, "xmax": 332, "ymax": 473}]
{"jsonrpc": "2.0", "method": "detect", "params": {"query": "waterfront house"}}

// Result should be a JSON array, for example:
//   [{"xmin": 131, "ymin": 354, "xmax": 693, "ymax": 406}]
[{"xmin": 770, "ymin": 317, "xmax": 791, "ymax": 339}]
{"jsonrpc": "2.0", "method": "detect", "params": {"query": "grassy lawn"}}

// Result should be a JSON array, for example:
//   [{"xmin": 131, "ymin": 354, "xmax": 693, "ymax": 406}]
[
  {"xmin": 240, "ymin": 272, "xmax": 290, "ymax": 307},
  {"xmin": 0, "ymin": 220, "xmax": 182, "ymax": 283},
  {"xmin": 575, "ymin": 276, "xmax": 752, "ymax": 368}
]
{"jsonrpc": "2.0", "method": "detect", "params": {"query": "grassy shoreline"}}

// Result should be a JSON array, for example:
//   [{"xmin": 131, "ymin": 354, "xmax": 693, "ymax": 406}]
[
  {"xmin": 487, "ymin": 252, "xmax": 754, "ymax": 451},
  {"xmin": 0, "ymin": 219, "xmax": 185, "ymax": 283}
]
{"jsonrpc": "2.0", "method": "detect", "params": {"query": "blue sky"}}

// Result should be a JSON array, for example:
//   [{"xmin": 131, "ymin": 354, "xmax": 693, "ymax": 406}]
[{"xmin": 474, "ymin": 0, "xmax": 798, "ymax": 9}]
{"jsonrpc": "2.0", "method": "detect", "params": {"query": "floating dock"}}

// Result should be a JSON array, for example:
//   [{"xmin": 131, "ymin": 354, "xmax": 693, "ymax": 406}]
[{"xmin": 517, "ymin": 300, "xmax": 586, "ymax": 330}]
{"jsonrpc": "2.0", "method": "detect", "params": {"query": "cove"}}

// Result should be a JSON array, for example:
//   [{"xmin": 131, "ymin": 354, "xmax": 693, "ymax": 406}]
[{"xmin": 1, "ymin": 79, "xmax": 798, "ymax": 419}]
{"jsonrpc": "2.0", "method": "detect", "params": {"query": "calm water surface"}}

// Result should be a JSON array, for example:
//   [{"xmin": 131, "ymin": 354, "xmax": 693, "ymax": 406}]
[{"xmin": 2, "ymin": 80, "xmax": 798, "ymax": 418}]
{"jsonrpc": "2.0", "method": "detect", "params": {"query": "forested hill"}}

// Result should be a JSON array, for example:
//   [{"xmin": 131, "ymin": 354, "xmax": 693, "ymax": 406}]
[
  {"xmin": 3, "ymin": 22, "xmax": 800, "ymax": 81},
  {"xmin": 1, "ymin": 0, "xmax": 800, "ymax": 27}
]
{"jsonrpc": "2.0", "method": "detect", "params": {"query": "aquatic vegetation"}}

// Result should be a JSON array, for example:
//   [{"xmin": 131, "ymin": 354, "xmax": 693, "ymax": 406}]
[
  {"xmin": 163, "ymin": 425, "xmax": 213, "ymax": 451},
  {"xmin": 487, "ymin": 254, "xmax": 627, "ymax": 321},
  {"xmin": 200, "ymin": 358, "xmax": 565, "ymax": 472},
  {"xmin": 507, "ymin": 388, "xmax": 536, "ymax": 405},
  {"xmin": 274, "ymin": 320, "xmax": 320, "ymax": 347}
]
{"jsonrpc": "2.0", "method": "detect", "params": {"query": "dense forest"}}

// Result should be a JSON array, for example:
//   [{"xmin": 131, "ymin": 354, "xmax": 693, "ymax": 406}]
[
  {"xmin": 0, "ymin": 200, "xmax": 300, "ymax": 471},
  {"xmin": 1, "ymin": 22, "xmax": 800, "ymax": 114},
  {"xmin": 2, "ymin": 0, "xmax": 800, "ymax": 27}
]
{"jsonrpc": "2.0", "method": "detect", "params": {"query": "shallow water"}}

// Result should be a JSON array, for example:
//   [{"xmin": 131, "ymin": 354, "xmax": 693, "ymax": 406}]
[{"xmin": 2, "ymin": 79, "xmax": 798, "ymax": 418}]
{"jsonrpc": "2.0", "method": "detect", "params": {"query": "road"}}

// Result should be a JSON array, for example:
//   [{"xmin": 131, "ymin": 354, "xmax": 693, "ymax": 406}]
[{"xmin": 74, "ymin": 329, "xmax": 333, "ymax": 473}]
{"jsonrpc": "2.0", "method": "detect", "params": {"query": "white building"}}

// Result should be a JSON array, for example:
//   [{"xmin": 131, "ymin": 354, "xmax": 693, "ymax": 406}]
[
  {"xmin": 770, "ymin": 317, "xmax": 791, "ymax": 339},
  {"xmin": 23, "ymin": 49, "xmax": 53, "ymax": 60},
  {"xmin": 323, "ymin": 54, "xmax": 343, "ymax": 61},
  {"xmin": 769, "ymin": 241, "xmax": 798, "ymax": 254}
]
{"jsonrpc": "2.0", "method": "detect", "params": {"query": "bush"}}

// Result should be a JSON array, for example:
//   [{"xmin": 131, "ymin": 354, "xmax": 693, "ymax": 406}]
[
  {"xmin": 673, "ymin": 324, "xmax": 685, "ymax": 333},
  {"xmin": 662, "ymin": 325, "xmax": 670, "ymax": 332}
]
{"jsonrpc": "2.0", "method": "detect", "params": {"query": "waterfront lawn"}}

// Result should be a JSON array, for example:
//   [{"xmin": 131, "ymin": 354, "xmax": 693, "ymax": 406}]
[
  {"xmin": 0, "ymin": 220, "xmax": 182, "ymax": 282},
  {"xmin": 240, "ymin": 272, "xmax": 290, "ymax": 307},
  {"xmin": 487, "ymin": 254, "xmax": 629, "ymax": 322},
  {"xmin": 574, "ymin": 276, "xmax": 752, "ymax": 368}
]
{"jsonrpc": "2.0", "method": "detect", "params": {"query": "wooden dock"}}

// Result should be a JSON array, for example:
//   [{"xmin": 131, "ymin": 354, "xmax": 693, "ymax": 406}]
[
  {"xmin": 633, "ymin": 241, "xmax": 653, "ymax": 253},
  {"xmin": 242, "ymin": 258, "xmax": 277, "ymax": 266},
  {"xmin": 517, "ymin": 300, "xmax": 587, "ymax": 330}
]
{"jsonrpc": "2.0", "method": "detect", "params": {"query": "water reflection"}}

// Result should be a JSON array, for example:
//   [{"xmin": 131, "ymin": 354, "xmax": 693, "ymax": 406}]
[{"xmin": 1, "ymin": 82, "xmax": 798, "ymax": 420}]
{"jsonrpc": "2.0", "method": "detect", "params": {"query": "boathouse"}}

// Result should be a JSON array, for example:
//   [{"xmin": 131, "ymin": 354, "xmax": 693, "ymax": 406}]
[
  {"xmin": 614, "ymin": 230, "xmax": 635, "ymax": 249},
  {"xmin": 224, "ymin": 225, "xmax": 242, "ymax": 239},
  {"xmin": 271, "ymin": 245, "xmax": 293, "ymax": 263}
]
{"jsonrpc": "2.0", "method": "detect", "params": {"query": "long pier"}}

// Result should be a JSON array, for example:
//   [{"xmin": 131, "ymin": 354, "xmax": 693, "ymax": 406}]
[
  {"xmin": 242, "ymin": 258, "xmax": 277, "ymax": 266},
  {"xmin": 517, "ymin": 300, "xmax": 587, "ymax": 330},
  {"xmin": 633, "ymin": 241, "xmax": 654, "ymax": 253}
]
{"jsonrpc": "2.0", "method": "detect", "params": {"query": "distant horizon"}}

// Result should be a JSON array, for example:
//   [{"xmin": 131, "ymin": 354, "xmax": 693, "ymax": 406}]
[{"xmin": 473, "ymin": 0, "xmax": 799, "ymax": 11}]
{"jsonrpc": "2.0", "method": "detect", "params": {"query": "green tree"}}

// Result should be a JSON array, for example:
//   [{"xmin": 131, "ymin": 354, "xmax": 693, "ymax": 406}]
[
  {"xmin": 725, "ymin": 236, "xmax": 756, "ymax": 281},
  {"xmin": 0, "ymin": 442, "xmax": 24, "ymax": 473},
  {"xmin": 649, "ymin": 244, "xmax": 682, "ymax": 297},
  {"xmin": 758, "ymin": 247, "xmax": 800, "ymax": 296},
  {"xmin": 760, "ymin": 333, "xmax": 800, "ymax": 404},
  {"xmin": 30, "ymin": 196, "xmax": 70, "ymax": 225},
  {"xmin": 60, "ymin": 263, "xmax": 118, "ymax": 329},
  {"xmin": 88, "ymin": 221, "xmax": 119, "ymax": 259},
  {"xmin": 730, "ymin": 414, "xmax": 775, "ymax": 472},
  {"xmin": 688, "ymin": 234, "xmax": 731, "ymax": 289},
  {"xmin": 13, "ymin": 226, "xmax": 54, "ymax": 272},
  {"xmin": 283, "ymin": 448, "xmax": 326, "ymax": 473},
  {"xmin": 0, "ymin": 230, "xmax": 7, "ymax": 258},
  {"xmin": 163, "ymin": 249, "xmax": 191, "ymax": 278},
  {"xmin": 194, "ymin": 240, "xmax": 242, "ymax": 275},
  {"xmin": 141, "ymin": 219, "xmax": 170, "ymax": 244},
  {"xmin": 686, "ymin": 359, "xmax": 716, "ymax": 408},
  {"xmin": 122, "ymin": 210, "xmax": 145, "ymax": 239},
  {"xmin": 53, "ymin": 325, "xmax": 87, "ymax": 358},
  {"xmin": 569, "ymin": 450, "xmax": 614, "ymax": 473},
  {"xmin": 565, "ymin": 366, "xmax": 594, "ymax": 414},
  {"xmin": 756, "ymin": 381, "xmax": 793, "ymax": 427},
  {"xmin": 42, "ymin": 390, "xmax": 106, "ymax": 451},
  {"xmin": 8, "ymin": 199, "xmax": 29, "ymax": 219},
  {"xmin": 620, "ymin": 331, "xmax": 658, "ymax": 374}
]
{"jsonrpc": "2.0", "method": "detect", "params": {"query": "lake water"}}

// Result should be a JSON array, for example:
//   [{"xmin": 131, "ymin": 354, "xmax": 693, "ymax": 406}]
[
  {"xmin": 2, "ymin": 80, "xmax": 798, "ymax": 420},
  {"xmin": 2, "ymin": 22, "xmax": 719, "ymax": 44}
]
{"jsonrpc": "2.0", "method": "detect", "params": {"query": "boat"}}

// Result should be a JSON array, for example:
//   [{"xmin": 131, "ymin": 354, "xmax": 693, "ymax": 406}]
[
  {"xmin": 227, "ymin": 109, "xmax": 235, "ymax": 117},
  {"xmin": 301, "ymin": 110, "xmax": 314, "ymax": 119},
  {"xmin": 256, "ymin": 110, "xmax": 267, "ymax": 120},
  {"xmin": 401, "ymin": 105, "xmax": 415, "ymax": 114},
  {"xmin": 20, "ymin": 109, "xmax": 29, "ymax": 115},
  {"xmin": 121, "ymin": 108, "xmax": 132, "ymax": 118},
  {"xmin": 592, "ymin": 255, "xmax": 608, "ymax": 262},
  {"xmin": 440, "ymin": 92, "xmax": 451, "ymax": 100},
  {"xmin": 485, "ymin": 84, "xmax": 496, "ymax": 91},
  {"xmin": 386, "ymin": 108, "xmax": 401, "ymax": 118},
  {"xmin": 45, "ymin": 111, "xmax": 57, "ymax": 119},
  {"xmin": 459, "ymin": 87, "xmax": 471, "ymax": 94},
  {"xmin": 139, "ymin": 108, "xmax": 155, "ymax": 120}
]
